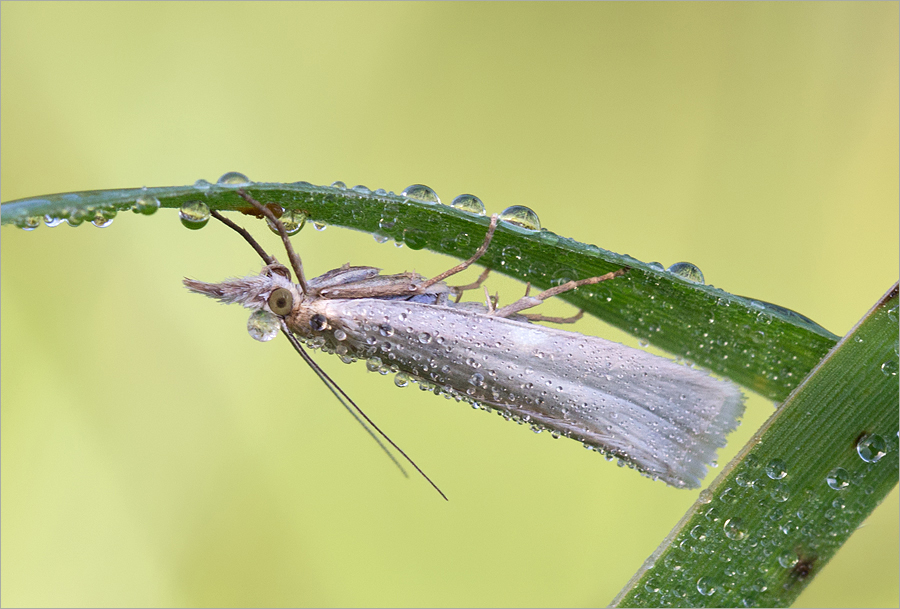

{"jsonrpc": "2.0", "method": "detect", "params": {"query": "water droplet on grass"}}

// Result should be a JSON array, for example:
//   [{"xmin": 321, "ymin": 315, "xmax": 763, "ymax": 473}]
[
  {"xmin": 857, "ymin": 434, "xmax": 887, "ymax": 463},
  {"xmin": 450, "ymin": 194, "xmax": 486, "ymax": 215},
  {"xmin": 499, "ymin": 205, "xmax": 541, "ymax": 230},
  {"xmin": 180, "ymin": 200, "xmax": 210, "ymax": 229},
  {"xmin": 765, "ymin": 459, "xmax": 787, "ymax": 479},
  {"xmin": 724, "ymin": 517, "xmax": 745, "ymax": 540},
  {"xmin": 402, "ymin": 184, "xmax": 441, "ymax": 204},
  {"xmin": 667, "ymin": 262, "xmax": 705, "ymax": 284},
  {"xmin": 217, "ymin": 171, "xmax": 251, "ymax": 186},
  {"xmin": 134, "ymin": 194, "xmax": 160, "ymax": 215},
  {"xmin": 268, "ymin": 209, "xmax": 306, "ymax": 235},
  {"xmin": 826, "ymin": 467, "xmax": 850, "ymax": 490}
]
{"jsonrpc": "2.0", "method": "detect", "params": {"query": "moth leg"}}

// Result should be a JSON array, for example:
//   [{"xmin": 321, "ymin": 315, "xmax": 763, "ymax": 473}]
[
  {"xmin": 450, "ymin": 268, "xmax": 492, "ymax": 303},
  {"xmin": 522, "ymin": 310, "xmax": 585, "ymax": 324},
  {"xmin": 236, "ymin": 189, "xmax": 309, "ymax": 294},
  {"xmin": 417, "ymin": 215, "xmax": 499, "ymax": 290},
  {"xmin": 491, "ymin": 268, "xmax": 627, "ymax": 318},
  {"xmin": 482, "ymin": 286, "xmax": 495, "ymax": 312}
]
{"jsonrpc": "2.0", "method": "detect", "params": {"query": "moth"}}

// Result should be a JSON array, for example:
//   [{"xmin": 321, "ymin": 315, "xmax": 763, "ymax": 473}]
[{"xmin": 185, "ymin": 190, "xmax": 744, "ymax": 497}]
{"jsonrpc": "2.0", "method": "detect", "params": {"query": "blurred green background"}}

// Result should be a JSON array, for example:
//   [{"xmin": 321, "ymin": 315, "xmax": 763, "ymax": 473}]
[{"xmin": 2, "ymin": 3, "xmax": 897, "ymax": 607}]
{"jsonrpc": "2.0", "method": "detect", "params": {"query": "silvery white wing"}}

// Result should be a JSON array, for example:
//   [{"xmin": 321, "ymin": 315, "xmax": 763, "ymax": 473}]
[{"xmin": 312, "ymin": 298, "xmax": 744, "ymax": 489}]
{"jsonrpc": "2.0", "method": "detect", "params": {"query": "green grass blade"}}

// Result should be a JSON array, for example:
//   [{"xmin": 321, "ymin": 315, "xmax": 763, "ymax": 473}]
[
  {"xmin": 1, "ymin": 180, "xmax": 838, "ymax": 402},
  {"xmin": 613, "ymin": 283, "xmax": 899, "ymax": 607}
]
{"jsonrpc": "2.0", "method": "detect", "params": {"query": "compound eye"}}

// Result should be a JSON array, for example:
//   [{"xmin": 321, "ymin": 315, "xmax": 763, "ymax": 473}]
[{"xmin": 267, "ymin": 288, "xmax": 293, "ymax": 316}]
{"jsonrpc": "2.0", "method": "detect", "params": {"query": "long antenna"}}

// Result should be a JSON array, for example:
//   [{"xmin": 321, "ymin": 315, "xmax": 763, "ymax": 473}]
[
  {"xmin": 280, "ymin": 320, "xmax": 448, "ymax": 501},
  {"xmin": 208, "ymin": 202, "xmax": 447, "ymax": 500},
  {"xmin": 236, "ymin": 189, "xmax": 308, "ymax": 294}
]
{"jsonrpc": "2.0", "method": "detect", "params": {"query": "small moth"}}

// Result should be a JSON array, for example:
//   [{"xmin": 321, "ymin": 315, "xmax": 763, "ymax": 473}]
[{"xmin": 185, "ymin": 191, "xmax": 744, "ymax": 496}]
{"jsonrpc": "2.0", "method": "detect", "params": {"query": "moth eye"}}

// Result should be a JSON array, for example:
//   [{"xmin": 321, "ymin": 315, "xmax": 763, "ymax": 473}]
[
  {"xmin": 309, "ymin": 313, "xmax": 328, "ymax": 332},
  {"xmin": 267, "ymin": 288, "xmax": 293, "ymax": 316}
]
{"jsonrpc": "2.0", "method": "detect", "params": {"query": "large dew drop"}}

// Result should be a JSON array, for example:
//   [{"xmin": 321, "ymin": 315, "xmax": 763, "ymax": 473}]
[
  {"xmin": 666, "ymin": 262, "xmax": 705, "ymax": 284},
  {"xmin": 450, "ymin": 194, "xmax": 486, "ymax": 215},
  {"xmin": 247, "ymin": 310, "xmax": 279, "ymax": 342},
  {"xmin": 856, "ymin": 434, "xmax": 887, "ymax": 463},
  {"xmin": 268, "ymin": 209, "xmax": 306, "ymax": 236},
  {"xmin": 179, "ymin": 200, "xmax": 211, "ymax": 230},
  {"xmin": 216, "ymin": 171, "xmax": 251, "ymax": 186},
  {"xmin": 19, "ymin": 216, "xmax": 41, "ymax": 231},
  {"xmin": 91, "ymin": 209, "xmax": 116, "ymax": 228},
  {"xmin": 498, "ymin": 205, "xmax": 541, "ymax": 231},
  {"xmin": 133, "ymin": 194, "xmax": 161, "ymax": 215},
  {"xmin": 401, "ymin": 184, "xmax": 441, "ymax": 204}
]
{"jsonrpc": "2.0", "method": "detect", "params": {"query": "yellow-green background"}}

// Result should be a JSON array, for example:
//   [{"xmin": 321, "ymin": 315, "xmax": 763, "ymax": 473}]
[{"xmin": 2, "ymin": 3, "xmax": 897, "ymax": 607}]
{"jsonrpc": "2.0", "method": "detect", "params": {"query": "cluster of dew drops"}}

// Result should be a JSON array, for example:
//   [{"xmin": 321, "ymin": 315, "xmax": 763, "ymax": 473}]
[
  {"xmin": 18, "ymin": 170, "xmax": 707, "ymax": 284},
  {"xmin": 642, "ymin": 429, "xmax": 895, "ymax": 604}
]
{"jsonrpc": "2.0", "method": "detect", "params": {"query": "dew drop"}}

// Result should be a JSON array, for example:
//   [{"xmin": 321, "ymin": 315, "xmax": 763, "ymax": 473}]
[
  {"xmin": 551, "ymin": 267, "xmax": 577, "ymax": 287},
  {"xmin": 331, "ymin": 181, "xmax": 347, "ymax": 190},
  {"xmin": 826, "ymin": 467, "xmax": 850, "ymax": 490},
  {"xmin": 723, "ymin": 517, "xmax": 745, "ymax": 540},
  {"xmin": 401, "ymin": 184, "xmax": 440, "ymax": 204},
  {"xmin": 777, "ymin": 551, "xmax": 798, "ymax": 569},
  {"xmin": 19, "ymin": 216, "xmax": 41, "ymax": 231},
  {"xmin": 719, "ymin": 487, "xmax": 739, "ymax": 504},
  {"xmin": 643, "ymin": 578, "xmax": 661, "ymax": 594},
  {"xmin": 313, "ymin": 221, "xmax": 327, "ymax": 231},
  {"xmin": 648, "ymin": 261, "xmax": 665, "ymax": 272},
  {"xmin": 366, "ymin": 357, "xmax": 383, "ymax": 372},
  {"xmin": 402, "ymin": 228, "xmax": 427, "ymax": 250},
  {"xmin": 372, "ymin": 231, "xmax": 390, "ymax": 244},
  {"xmin": 247, "ymin": 310, "xmax": 279, "ymax": 342},
  {"xmin": 379, "ymin": 324, "xmax": 394, "ymax": 337},
  {"xmin": 333, "ymin": 329, "xmax": 347, "ymax": 341},
  {"xmin": 216, "ymin": 171, "xmax": 251, "ymax": 186},
  {"xmin": 44, "ymin": 215, "xmax": 66, "ymax": 228},
  {"xmin": 666, "ymin": 262, "xmax": 705, "ymax": 284},
  {"xmin": 498, "ymin": 205, "xmax": 541, "ymax": 231},
  {"xmin": 856, "ymin": 433, "xmax": 887, "ymax": 463},
  {"xmin": 134, "ymin": 194, "xmax": 161, "ymax": 215},
  {"xmin": 450, "ymin": 194, "xmax": 486, "ymax": 215},
  {"xmin": 91, "ymin": 209, "xmax": 116, "ymax": 228},
  {"xmin": 696, "ymin": 576, "xmax": 717, "ymax": 596},
  {"xmin": 180, "ymin": 200, "xmax": 210, "ymax": 230},
  {"xmin": 394, "ymin": 372, "xmax": 410, "ymax": 388},
  {"xmin": 269, "ymin": 209, "xmax": 306, "ymax": 235},
  {"xmin": 768, "ymin": 482, "xmax": 790, "ymax": 503},
  {"xmin": 765, "ymin": 459, "xmax": 787, "ymax": 480},
  {"xmin": 880, "ymin": 360, "xmax": 898, "ymax": 376},
  {"xmin": 193, "ymin": 179, "xmax": 212, "ymax": 191},
  {"xmin": 417, "ymin": 332, "xmax": 433, "ymax": 344}
]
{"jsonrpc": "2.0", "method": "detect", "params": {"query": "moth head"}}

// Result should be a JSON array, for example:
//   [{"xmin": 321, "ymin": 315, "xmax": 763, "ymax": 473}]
[{"xmin": 183, "ymin": 264, "xmax": 300, "ymax": 315}]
